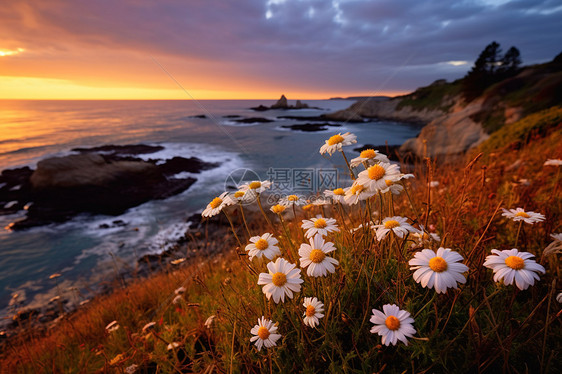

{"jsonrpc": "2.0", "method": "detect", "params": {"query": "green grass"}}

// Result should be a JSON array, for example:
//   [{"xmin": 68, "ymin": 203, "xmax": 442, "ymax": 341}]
[
  {"xmin": 396, "ymin": 80, "xmax": 462, "ymax": 113},
  {"xmin": 477, "ymin": 106, "xmax": 562, "ymax": 154}
]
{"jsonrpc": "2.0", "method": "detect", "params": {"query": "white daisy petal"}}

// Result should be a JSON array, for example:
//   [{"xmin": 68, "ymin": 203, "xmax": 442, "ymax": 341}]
[{"xmin": 484, "ymin": 248, "xmax": 545, "ymax": 290}]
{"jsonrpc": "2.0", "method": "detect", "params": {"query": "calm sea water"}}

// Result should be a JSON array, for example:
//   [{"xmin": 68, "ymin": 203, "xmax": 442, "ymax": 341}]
[{"xmin": 0, "ymin": 99, "xmax": 419, "ymax": 321}]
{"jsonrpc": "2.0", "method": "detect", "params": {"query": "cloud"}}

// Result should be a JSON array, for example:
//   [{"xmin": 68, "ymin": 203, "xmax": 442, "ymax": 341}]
[{"xmin": 0, "ymin": 0, "xmax": 560, "ymax": 98}]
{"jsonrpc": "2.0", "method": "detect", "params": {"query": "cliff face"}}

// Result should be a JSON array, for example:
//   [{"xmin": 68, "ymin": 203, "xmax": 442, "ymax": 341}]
[
  {"xmin": 331, "ymin": 58, "xmax": 562, "ymax": 157},
  {"xmin": 401, "ymin": 99, "xmax": 489, "ymax": 157}
]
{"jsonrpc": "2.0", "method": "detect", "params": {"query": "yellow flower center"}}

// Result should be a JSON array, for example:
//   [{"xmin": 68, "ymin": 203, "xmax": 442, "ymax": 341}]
[
  {"xmin": 385, "ymin": 179, "xmax": 394, "ymax": 187},
  {"xmin": 305, "ymin": 305, "xmax": 316, "ymax": 317},
  {"xmin": 429, "ymin": 256, "xmax": 448, "ymax": 272},
  {"xmin": 303, "ymin": 204, "xmax": 313, "ymax": 211},
  {"xmin": 254, "ymin": 239, "xmax": 269, "ymax": 250},
  {"xmin": 234, "ymin": 191, "xmax": 245, "ymax": 198},
  {"xmin": 333, "ymin": 188, "xmax": 345, "ymax": 195},
  {"xmin": 272, "ymin": 272, "xmax": 287, "ymax": 287},
  {"xmin": 249, "ymin": 181, "xmax": 262, "ymax": 189},
  {"xmin": 515, "ymin": 211, "xmax": 530, "ymax": 218},
  {"xmin": 385, "ymin": 315, "xmax": 401, "ymax": 331},
  {"xmin": 360, "ymin": 149, "xmax": 377, "ymax": 159},
  {"xmin": 384, "ymin": 220, "xmax": 400, "ymax": 229},
  {"xmin": 288, "ymin": 195, "xmax": 299, "ymax": 201},
  {"xmin": 328, "ymin": 134, "xmax": 344, "ymax": 146},
  {"xmin": 368, "ymin": 165, "xmax": 386, "ymax": 180},
  {"xmin": 421, "ymin": 232, "xmax": 430, "ymax": 240},
  {"xmin": 271, "ymin": 204, "xmax": 286, "ymax": 213},
  {"xmin": 314, "ymin": 218, "xmax": 327, "ymax": 228},
  {"xmin": 505, "ymin": 256, "xmax": 524, "ymax": 270},
  {"xmin": 209, "ymin": 197, "xmax": 222, "ymax": 209},
  {"xmin": 309, "ymin": 249, "xmax": 326, "ymax": 263},
  {"xmin": 257, "ymin": 326, "xmax": 270, "ymax": 340},
  {"xmin": 350, "ymin": 184, "xmax": 365, "ymax": 195}
]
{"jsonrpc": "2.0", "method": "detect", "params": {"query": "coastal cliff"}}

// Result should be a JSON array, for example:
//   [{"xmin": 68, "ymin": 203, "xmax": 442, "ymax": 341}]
[{"xmin": 330, "ymin": 54, "xmax": 562, "ymax": 157}]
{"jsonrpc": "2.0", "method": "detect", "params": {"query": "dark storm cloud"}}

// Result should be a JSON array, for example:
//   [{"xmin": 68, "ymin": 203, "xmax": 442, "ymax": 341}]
[{"xmin": 1, "ymin": 0, "xmax": 561, "ymax": 94}]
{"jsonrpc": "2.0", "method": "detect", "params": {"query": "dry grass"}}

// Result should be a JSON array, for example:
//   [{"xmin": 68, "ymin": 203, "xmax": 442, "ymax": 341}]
[{"xmin": 1, "ymin": 127, "xmax": 561, "ymax": 373}]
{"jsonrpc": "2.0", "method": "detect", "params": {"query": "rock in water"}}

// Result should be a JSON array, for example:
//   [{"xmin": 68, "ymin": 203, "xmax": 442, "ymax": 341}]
[
  {"xmin": 270, "ymin": 94, "xmax": 289, "ymax": 109},
  {"xmin": 5, "ymin": 148, "xmax": 222, "ymax": 229},
  {"xmin": 295, "ymin": 100, "xmax": 309, "ymax": 109},
  {"xmin": 30, "ymin": 154, "xmax": 158, "ymax": 188}
]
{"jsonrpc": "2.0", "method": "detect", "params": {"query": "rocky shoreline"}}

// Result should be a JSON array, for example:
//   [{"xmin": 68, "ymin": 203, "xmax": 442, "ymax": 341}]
[
  {"xmin": 3, "ymin": 209, "xmax": 235, "ymax": 336},
  {"xmin": 0, "ymin": 144, "xmax": 219, "ymax": 230}
]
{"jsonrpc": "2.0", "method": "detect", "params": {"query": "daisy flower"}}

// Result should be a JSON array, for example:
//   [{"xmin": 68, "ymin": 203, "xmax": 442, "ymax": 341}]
[
  {"xmin": 105, "ymin": 321, "xmax": 120, "ymax": 333},
  {"xmin": 501, "ymin": 207, "xmax": 545, "ymax": 224},
  {"xmin": 245, "ymin": 233, "xmax": 281, "ymax": 261},
  {"xmin": 319, "ymin": 132, "xmax": 357, "ymax": 155},
  {"xmin": 303, "ymin": 297, "xmax": 324, "ymax": 328},
  {"xmin": 410, "ymin": 226, "xmax": 441, "ymax": 245},
  {"xmin": 301, "ymin": 215, "xmax": 340, "ymax": 238},
  {"xmin": 324, "ymin": 187, "xmax": 346, "ymax": 203},
  {"xmin": 279, "ymin": 194, "xmax": 306, "ymax": 207},
  {"xmin": 356, "ymin": 162, "xmax": 401, "ymax": 193},
  {"xmin": 544, "ymin": 159, "xmax": 562, "ymax": 166},
  {"xmin": 350, "ymin": 149, "xmax": 390, "ymax": 168},
  {"xmin": 343, "ymin": 182, "xmax": 375, "ymax": 205},
  {"xmin": 174, "ymin": 286, "xmax": 186, "ymax": 295},
  {"xmin": 257, "ymin": 258, "xmax": 303, "ymax": 303},
  {"xmin": 408, "ymin": 248, "xmax": 469, "ymax": 294},
  {"xmin": 483, "ymin": 249, "xmax": 546, "ymax": 290},
  {"xmin": 142, "ymin": 322, "xmax": 156, "ymax": 332},
  {"xmin": 250, "ymin": 317, "xmax": 281, "ymax": 351},
  {"xmin": 380, "ymin": 179, "xmax": 404, "ymax": 195},
  {"xmin": 312, "ymin": 196, "xmax": 332, "ymax": 206},
  {"xmin": 226, "ymin": 190, "xmax": 253, "ymax": 205},
  {"xmin": 372, "ymin": 216, "xmax": 416, "ymax": 241},
  {"xmin": 202, "ymin": 192, "xmax": 232, "ymax": 217},
  {"xmin": 239, "ymin": 180, "xmax": 272, "ymax": 194},
  {"xmin": 204, "ymin": 315, "xmax": 216, "ymax": 329},
  {"xmin": 370, "ymin": 304, "xmax": 416, "ymax": 346},
  {"xmin": 544, "ymin": 233, "xmax": 562, "ymax": 257},
  {"xmin": 270, "ymin": 204, "xmax": 287, "ymax": 214},
  {"xmin": 298, "ymin": 234, "xmax": 339, "ymax": 277}
]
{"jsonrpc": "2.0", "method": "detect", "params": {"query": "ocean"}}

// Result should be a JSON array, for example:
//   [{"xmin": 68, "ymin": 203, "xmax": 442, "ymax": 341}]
[{"xmin": 0, "ymin": 99, "xmax": 420, "ymax": 322}]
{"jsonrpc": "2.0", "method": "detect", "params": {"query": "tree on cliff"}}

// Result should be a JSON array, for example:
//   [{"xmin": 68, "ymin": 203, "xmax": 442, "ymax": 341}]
[
  {"xmin": 500, "ymin": 47, "xmax": 522, "ymax": 73},
  {"xmin": 462, "ymin": 42, "xmax": 522, "ymax": 101}
]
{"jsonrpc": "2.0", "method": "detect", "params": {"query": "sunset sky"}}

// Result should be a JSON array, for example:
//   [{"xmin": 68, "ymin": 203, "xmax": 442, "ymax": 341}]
[{"xmin": 1, "ymin": 0, "xmax": 561, "ymax": 100}]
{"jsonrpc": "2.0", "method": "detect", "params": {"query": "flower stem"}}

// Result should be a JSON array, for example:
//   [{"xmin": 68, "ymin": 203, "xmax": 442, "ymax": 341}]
[
  {"xmin": 222, "ymin": 210, "xmax": 242, "ymax": 248},
  {"xmin": 256, "ymin": 193, "xmax": 275, "ymax": 232},
  {"xmin": 340, "ymin": 149, "xmax": 355, "ymax": 180},
  {"xmin": 514, "ymin": 220, "xmax": 523, "ymax": 248},
  {"xmin": 238, "ymin": 202, "xmax": 252, "ymax": 239}
]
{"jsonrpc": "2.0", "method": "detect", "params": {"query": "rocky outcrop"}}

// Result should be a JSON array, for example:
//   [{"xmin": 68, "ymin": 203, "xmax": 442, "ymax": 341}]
[
  {"xmin": 30, "ymin": 154, "xmax": 159, "ymax": 189},
  {"xmin": 325, "ymin": 97, "xmax": 444, "ymax": 124},
  {"xmin": 281, "ymin": 123, "xmax": 341, "ymax": 132},
  {"xmin": 250, "ymin": 95, "xmax": 315, "ymax": 111},
  {"xmin": 271, "ymin": 94, "xmax": 289, "ymax": 109},
  {"xmin": 1, "ymin": 144, "xmax": 219, "ymax": 230},
  {"xmin": 400, "ymin": 99, "xmax": 489, "ymax": 157}
]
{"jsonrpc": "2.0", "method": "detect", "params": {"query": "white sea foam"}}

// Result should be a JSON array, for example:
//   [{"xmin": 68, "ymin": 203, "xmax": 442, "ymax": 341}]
[
  {"xmin": 219, "ymin": 120, "xmax": 271, "ymax": 127},
  {"xmin": 72, "ymin": 142, "xmax": 247, "ymax": 262}
]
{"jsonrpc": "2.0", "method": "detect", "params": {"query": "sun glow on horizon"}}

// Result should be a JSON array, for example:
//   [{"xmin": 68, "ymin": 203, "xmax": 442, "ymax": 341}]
[{"xmin": 0, "ymin": 76, "xmax": 407, "ymax": 100}]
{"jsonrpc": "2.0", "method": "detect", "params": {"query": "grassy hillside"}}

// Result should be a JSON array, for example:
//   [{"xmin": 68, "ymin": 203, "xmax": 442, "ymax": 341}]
[
  {"xmin": 395, "ymin": 56, "xmax": 562, "ymax": 134},
  {"xmin": 2, "ymin": 127, "xmax": 561, "ymax": 373}
]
